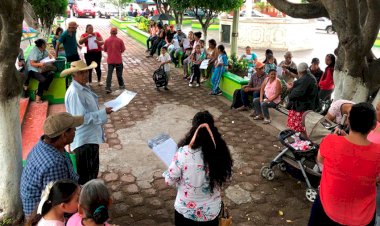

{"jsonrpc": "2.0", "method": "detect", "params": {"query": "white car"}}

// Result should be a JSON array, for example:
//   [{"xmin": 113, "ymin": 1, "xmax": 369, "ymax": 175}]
[
  {"xmin": 240, "ymin": 9, "xmax": 270, "ymax": 17},
  {"xmin": 97, "ymin": 3, "xmax": 119, "ymax": 18},
  {"xmin": 315, "ymin": 17, "xmax": 335, "ymax": 34}
]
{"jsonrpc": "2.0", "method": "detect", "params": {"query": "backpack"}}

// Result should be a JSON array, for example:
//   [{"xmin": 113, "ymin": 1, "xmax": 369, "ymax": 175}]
[
  {"xmin": 230, "ymin": 89, "xmax": 243, "ymax": 109},
  {"xmin": 152, "ymin": 66, "xmax": 168, "ymax": 87}
]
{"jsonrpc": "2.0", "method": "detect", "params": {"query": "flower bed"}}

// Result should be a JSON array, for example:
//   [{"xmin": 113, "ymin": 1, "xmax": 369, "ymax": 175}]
[{"xmin": 110, "ymin": 17, "xmax": 136, "ymax": 29}]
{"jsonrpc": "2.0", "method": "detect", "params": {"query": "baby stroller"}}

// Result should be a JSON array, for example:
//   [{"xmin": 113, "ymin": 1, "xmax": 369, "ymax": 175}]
[{"xmin": 260, "ymin": 111, "xmax": 346, "ymax": 202}]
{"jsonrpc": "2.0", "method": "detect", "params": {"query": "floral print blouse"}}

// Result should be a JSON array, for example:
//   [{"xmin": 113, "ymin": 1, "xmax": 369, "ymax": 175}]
[{"xmin": 163, "ymin": 145, "xmax": 221, "ymax": 222}]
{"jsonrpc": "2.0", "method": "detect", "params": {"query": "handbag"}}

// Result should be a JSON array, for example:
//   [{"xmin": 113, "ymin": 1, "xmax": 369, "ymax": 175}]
[
  {"xmin": 38, "ymin": 63, "xmax": 57, "ymax": 74},
  {"xmin": 219, "ymin": 201, "xmax": 232, "ymax": 226}
]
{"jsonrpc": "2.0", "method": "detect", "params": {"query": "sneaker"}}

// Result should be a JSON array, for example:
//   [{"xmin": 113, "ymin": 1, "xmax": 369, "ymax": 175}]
[
  {"xmin": 195, "ymin": 83, "xmax": 200, "ymax": 87},
  {"xmin": 119, "ymin": 85, "xmax": 126, "ymax": 90},
  {"xmin": 189, "ymin": 83, "xmax": 193, "ymax": 87},
  {"xmin": 216, "ymin": 91, "xmax": 223, "ymax": 95},
  {"xmin": 164, "ymin": 86, "xmax": 169, "ymax": 90},
  {"xmin": 253, "ymin": 115, "xmax": 264, "ymax": 120},
  {"xmin": 105, "ymin": 88, "xmax": 112, "ymax": 94},
  {"xmin": 98, "ymin": 81, "xmax": 104, "ymax": 86},
  {"xmin": 236, "ymin": 106, "xmax": 249, "ymax": 111},
  {"xmin": 263, "ymin": 119, "xmax": 271, "ymax": 124}
]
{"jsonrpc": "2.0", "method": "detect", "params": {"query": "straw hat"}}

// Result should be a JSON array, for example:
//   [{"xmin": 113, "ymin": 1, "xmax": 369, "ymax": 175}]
[{"xmin": 60, "ymin": 60, "xmax": 97, "ymax": 77}]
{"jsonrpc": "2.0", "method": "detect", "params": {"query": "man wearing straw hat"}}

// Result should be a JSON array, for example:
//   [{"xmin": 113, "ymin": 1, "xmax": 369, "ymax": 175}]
[{"xmin": 62, "ymin": 60, "xmax": 113, "ymax": 184}]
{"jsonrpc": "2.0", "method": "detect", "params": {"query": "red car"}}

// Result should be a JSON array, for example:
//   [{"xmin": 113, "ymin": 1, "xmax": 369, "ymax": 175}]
[{"xmin": 72, "ymin": 1, "xmax": 96, "ymax": 18}]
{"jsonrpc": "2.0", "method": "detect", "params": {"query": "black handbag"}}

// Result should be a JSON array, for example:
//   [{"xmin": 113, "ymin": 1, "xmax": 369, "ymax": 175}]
[{"xmin": 152, "ymin": 65, "xmax": 168, "ymax": 87}]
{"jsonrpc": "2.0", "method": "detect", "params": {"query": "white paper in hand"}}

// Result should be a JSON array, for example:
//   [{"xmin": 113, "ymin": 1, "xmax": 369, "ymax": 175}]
[
  {"xmin": 200, "ymin": 59, "xmax": 210, "ymax": 69},
  {"xmin": 183, "ymin": 38, "xmax": 190, "ymax": 49},
  {"xmin": 40, "ymin": 57, "xmax": 55, "ymax": 63},
  {"xmin": 104, "ymin": 90, "xmax": 136, "ymax": 112},
  {"xmin": 148, "ymin": 134, "xmax": 177, "ymax": 167},
  {"xmin": 88, "ymin": 36, "xmax": 98, "ymax": 50},
  {"xmin": 81, "ymin": 46, "xmax": 87, "ymax": 54}
]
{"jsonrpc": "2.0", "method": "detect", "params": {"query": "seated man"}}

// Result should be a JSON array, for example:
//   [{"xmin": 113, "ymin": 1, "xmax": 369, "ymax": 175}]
[
  {"xmin": 235, "ymin": 62, "xmax": 267, "ymax": 111},
  {"xmin": 20, "ymin": 112, "xmax": 82, "ymax": 216}
]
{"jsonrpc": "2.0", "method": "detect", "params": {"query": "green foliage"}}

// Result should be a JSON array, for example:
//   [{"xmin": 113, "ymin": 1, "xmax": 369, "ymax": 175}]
[
  {"xmin": 0, "ymin": 218, "xmax": 13, "ymax": 226},
  {"xmin": 135, "ymin": 16, "xmax": 150, "ymax": 32},
  {"xmin": 228, "ymin": 55, "xmax": 248, "ymax": 76},
  {"xmin": 28, "ymin": 0, "xmax": 68, "ymax": 29}
]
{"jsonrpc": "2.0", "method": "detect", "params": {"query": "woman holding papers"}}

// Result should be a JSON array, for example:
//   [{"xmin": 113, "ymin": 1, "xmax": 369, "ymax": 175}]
[
  {"xmin": 163, "ymin": 111, "xmax": 233, "ymax": 226},
  {"xmin": 79, "ymin": 24, "xmax": 104, "ymax": 85}
]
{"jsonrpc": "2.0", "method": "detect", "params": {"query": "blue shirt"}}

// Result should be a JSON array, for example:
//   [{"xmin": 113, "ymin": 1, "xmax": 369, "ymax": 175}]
[
  {"xmin": 20, "ymin": 137, "xmax": 78, "ymax": 216},
  {"xmin": 58, "ymin": 30, "xmax": 78, "ymax": 57},
  {"xmin": 65, "ymin": 80, "xmax": 107, "ymax": 150},
  {"xmin": 26, "ymin": 46, "xmax": 49, "ymax": 73}
]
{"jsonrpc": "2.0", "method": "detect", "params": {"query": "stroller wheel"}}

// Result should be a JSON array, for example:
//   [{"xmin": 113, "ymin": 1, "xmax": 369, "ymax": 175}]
[
  {"xmin": 305, "ymin": 188, "xmax": 318, "ymax": 202},
  {"xmin": 278, "ymin": 162, "xmax": 287, "ymax": 172},
  {"xmin": 260, "ymin": 166, "xmax": 270, "ymax": 179},
  {"xmin": 266, "ymin": 169, "xmax": 275, "ymax": 181}
]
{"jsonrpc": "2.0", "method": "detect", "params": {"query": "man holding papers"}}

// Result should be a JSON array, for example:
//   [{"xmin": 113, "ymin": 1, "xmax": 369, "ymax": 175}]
[{"xmin": 62, "ymin": 60, "xmax": 113, "ymax": 184}]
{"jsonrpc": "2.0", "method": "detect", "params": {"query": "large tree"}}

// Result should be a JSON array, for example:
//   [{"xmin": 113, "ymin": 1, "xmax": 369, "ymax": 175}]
[
  {"xmin": 267, "ymin": 0, "xmax": 380, "ymax": 103},
  {"xmin": 108, "ymin": 0, "xmax": 133, "ymax": 18},
  {"xmin": 154, "ymin": 0, "xmax": 171, "ymax": 14},
  {"xmin": 188, "ymin": 0, "xmax": 244, "ymax": 41},
  {"xmin": 0, "ymin": 0, "xmax": 24, "ymax": 224},
  {"xmin": 168, "ymin": 0, "xmax": 190, "ymax": 26}
]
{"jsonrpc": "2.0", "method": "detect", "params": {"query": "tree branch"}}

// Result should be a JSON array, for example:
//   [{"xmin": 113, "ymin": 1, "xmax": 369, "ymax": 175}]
[
  {"xmin": 361, "ymin": 0, "xmax": 380, "ymax": 56},
  {"xmin": 267, "ymin": 0, "xmax": 329, "ymax": 18}
]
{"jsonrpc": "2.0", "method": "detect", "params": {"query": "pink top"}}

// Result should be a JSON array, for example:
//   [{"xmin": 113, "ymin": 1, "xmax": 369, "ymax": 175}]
[
  {"xmin": 103, "ymin": 36, "xmax": 125, "ymax": 64},
  {"xmin": 37, "ymin": 218, "xmax": 64, "ymax": 226},
  {"xmin": 319, "ymin": 134, "xmax": 380, "ymax": 225},
  {"xmin": 67, "ymin": 213, "xmax": 110, "ymax": 226},
  {"xmin": 264, "ymin": 78, "xmax": 281, "ymax": 104},
  {"xmin": 368, "ymin": 122, "xmax": 380, "ymax": 144}
]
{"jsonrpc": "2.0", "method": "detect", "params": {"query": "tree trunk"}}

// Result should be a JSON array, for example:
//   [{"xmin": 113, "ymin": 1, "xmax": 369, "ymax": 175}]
[
  {"xmin": 0, "ymin": 0, "xmax": 24, "ymax": 222},
  {"xmin": 201, "ymin": 24, "xmax": 208, "ymax": 43}
]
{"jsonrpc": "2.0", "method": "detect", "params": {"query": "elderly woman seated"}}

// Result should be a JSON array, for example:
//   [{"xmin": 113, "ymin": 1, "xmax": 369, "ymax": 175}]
[{"xmin": 253, "ymin": 69, "xmax": 282, "ymax": 124}]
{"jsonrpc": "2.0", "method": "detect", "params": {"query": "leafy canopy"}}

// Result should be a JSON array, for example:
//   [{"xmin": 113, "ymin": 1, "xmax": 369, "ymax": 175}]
[{"xmin": 27, "ymin": 0, "xmax": 68, "ymax": 28}]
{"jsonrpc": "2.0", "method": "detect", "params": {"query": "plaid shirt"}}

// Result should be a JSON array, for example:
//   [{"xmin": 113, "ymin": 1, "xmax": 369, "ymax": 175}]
[
  {"xmin": 20, "ymin": 137, "xmax": 78, "ymax": 216},
  {"xmin": 248, "ymin": 72, "xmax": 267, "ymax": 89}
]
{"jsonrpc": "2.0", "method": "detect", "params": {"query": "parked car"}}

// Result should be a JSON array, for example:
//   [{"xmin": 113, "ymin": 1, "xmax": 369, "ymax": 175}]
[
  {"xmin": 239, "ymin": 9, "xmax": 270, "ymax": 17},
  {"xmin": 72, "ymin": 1, "xmax": 96, "ymax": 18},
  {"xmin": 316, "ymin": 17, "xmax": 335, "ymax": 34},
  {"xmin": 97, "ymin": 3, "xmax": 119, "ymax": 19},
  {"xmin": 184, "ymin": 9, "xmax": 205, "ymax": 17}
]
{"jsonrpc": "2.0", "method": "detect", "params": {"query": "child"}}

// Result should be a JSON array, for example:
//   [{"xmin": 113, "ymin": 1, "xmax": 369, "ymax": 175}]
[
  {"xmin": 158, "ymin": 46, "xmax": 171, "ymax": 90},
  {"xmin": 264, "ymin": 54, "xmax": 276, "ymax": 74},
  {"xmin": 67, "ymin": 179, "xmax": 111, "ymax": 226},
  {"xmin": 189, "ymin": 44, "xmax": 205, "ymax": 87},
  {"xmin": 26, "ymin": 180, "xmax": 80, "ymax": 226},
  {"xmin": 210, "ymin": 45, "xmax": 228, "ymax": 95}
]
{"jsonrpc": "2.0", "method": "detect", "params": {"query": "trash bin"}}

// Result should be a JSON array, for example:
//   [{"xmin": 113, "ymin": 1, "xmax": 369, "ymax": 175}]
[{"xmin": 54, "ymin": 56, "xmax": 67, "ymax": 72}]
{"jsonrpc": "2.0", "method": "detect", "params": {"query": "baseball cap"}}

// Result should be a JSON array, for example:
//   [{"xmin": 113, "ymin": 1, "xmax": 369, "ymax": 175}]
[
  {"xmin": 255, "ymin": 61, "xmax": 265, "ymax": 69},
  {"xmin": 169, "ymin": 24, "xmax": 174, "ymax": 29},
  {"xmin": 297, "ymin": 62, "xmax": 308, "ymax": 72},
  {"xmin": 176, "ymin": 25, "xmax": 182, "ymax": 30},
  {"xmin": 43, "ymin": 112, "xmax": 84, "ymax": 138},
  {"xmin": 110, "ymin": 27, "xmax": 117, "ymax": 34},
  {"xmin": 311, "ymin": 58, "xmax": 320, "ymax": 64}
]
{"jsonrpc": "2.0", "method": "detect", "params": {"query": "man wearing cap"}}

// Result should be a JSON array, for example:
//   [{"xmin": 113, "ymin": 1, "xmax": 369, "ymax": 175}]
[
  {"xmin": 235, "ymin": 62, "xmax": 267, "ymax": 112},
  {"xmin": 55, "ymin": 21, "xmax": 81, "ymax": 62},
  {"xmin": 104, "ymin": 28, "xmax": 126, "ymax": 94},
  {"xmin": 62, "ymin": 60, "xmax": 113, "ymax": 184},
  {"xmin": 20, "ymin": 112, "xmax": 82, "ymax": 216},
  {"xmin": 309, "ymin": 58, "xmax": 323, "ymax": 84}
]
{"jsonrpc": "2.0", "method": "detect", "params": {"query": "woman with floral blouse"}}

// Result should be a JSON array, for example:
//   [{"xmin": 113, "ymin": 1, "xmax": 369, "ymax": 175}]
[{"xmin": 163, "ymin": 111, "xmax": 233, "ymax": 226}]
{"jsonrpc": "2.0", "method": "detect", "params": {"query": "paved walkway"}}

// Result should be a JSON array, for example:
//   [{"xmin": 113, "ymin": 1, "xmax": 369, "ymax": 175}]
[{"xmin": 74, "ymin": 21, "xmax": 312, "ymax": 226}]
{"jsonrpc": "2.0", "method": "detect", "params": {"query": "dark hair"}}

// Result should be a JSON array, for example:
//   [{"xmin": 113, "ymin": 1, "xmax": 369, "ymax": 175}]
[
  {"xmin": 265, "ymin": 49, "xmax": 273, "ymax": 55},
  {"xmin": 199, "ymin": 40, "xmax": 205, "ymax": 45},
  {"xmin": 27, "ymin": 180, "xmax": 79, "ymax": 226},
  {"xmin": 349, "ymin": 102, "xmax": 376, "ymax": 134},
  {"xmin": 326, "ymin": 53, "xmax": 335, "ymax": 68},
  {"xmin": 34, "ymin": 39, "xmax": 46, "ymax": 48},
  {"xmin": 268, "ymin": 69, "xmax": 277, "ymax": 74},
  {"xmin": 55, "ymin": 27, "xmax": 63, "ymax": 36},
  {"xmin": 194, "ymin": 31, "xmax": 202, "ymax": 39},
  {"xmin": 267, "ymin": 54, "xmax": 274, "ymax": 60},
  {"xmin": 217, "ymin": 45, "xmax": 227, "ymax": 56},
  {"xmin": 311, "ymin": 57, "xmax": 320, "ymax": 64},
  {"xmin": 85, "ymin": 24, "xmax": 93, "ymax": 32},
  {"xmin": 208, "ymin": 39, "xmax": 217, "ymax": 48},
  {"xmin": 80, "ymin": 179, "xmax": 110, "ymax": 225},
  {"xmin": 161, "ymin": 46, "xmax": 168, "ymax": 51},
  {"xmin": 157, "ymin": 23, "xmax": 163, "ymax": 29},
  {"xmin": 178, "ymin": 111, "xmax": 233, "ymax": 192}
]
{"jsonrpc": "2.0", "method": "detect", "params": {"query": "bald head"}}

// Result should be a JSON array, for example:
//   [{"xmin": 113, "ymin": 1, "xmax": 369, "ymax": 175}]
[{"xmin": 68, "ymin": 21, "xmax": 77, "ymax": 27}]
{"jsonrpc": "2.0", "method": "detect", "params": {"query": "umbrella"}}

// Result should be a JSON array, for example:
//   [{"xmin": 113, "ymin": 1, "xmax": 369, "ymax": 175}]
[
  {"xmin": 22, "ymin": 26, "xmax": 38, "ymax": 33},
  {"xmin": 151, "ymin": 13, "xmax": 175, "ymax": 21}
]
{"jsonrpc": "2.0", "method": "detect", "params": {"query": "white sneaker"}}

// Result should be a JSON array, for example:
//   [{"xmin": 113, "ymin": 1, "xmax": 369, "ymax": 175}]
[
  {"xmin": 98, "ymin": 81, "xmax": 104, "ymax": 86},
  {"xmin": 195, "ymin": 83, "xmax": 200, "ymax": 87},
  {"xmin": 263, "ymin": 119, "xmax": 271, "ymax": 124},
  {"xmin": 189, "ymin": 83, "xmax": 193, "ymax": 87}
]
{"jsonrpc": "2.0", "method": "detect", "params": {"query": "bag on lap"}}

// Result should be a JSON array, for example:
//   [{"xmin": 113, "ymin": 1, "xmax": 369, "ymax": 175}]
[
  {"xmin": 152, "ymin": 65, "xmax": 168, "ymax": 87},
  {"xmin": 231, "ymin": 89, "xmax": 243, "ymax": 109},
  {"xmin": 38, "ymin": 63, "xmax": 57, "ymax": 74}
]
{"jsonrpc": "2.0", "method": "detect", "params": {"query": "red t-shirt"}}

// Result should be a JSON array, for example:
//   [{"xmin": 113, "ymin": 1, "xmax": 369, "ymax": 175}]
[
  {"xmin": 319, "ymin": 66, "xmax": 334, "ymax": 90},
  {"xmin": 103, "ymin": 36, "xmax": 125, "ymax": 64},
  {"xmin": 319, "ymin": 134, "xmax": 380, "ymax": 225},
  {"xmin": 80, "ymin": 32, "xmax": 102, "ymax": 52}
]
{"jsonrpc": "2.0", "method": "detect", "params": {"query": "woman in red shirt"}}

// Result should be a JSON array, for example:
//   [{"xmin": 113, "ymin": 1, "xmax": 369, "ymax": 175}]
[
  {"xmin": 79, "ymin": 24, "xmax": 104, "ymax": 85},
  {"xmin": 318, "ymin": 54, "xmax": 335, "ymax": 101},
  {"xmin": 308, "ymin": 102, "xmax": 380, "ymax": 226}
]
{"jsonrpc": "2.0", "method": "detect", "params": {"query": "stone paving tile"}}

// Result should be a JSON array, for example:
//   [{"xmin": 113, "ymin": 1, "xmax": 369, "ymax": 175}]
[{"xmin": 74, "ymin": 23, "xmax": 312, "ymax": 225}]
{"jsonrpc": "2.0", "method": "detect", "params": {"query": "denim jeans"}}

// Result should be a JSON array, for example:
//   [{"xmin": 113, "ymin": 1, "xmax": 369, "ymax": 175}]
[
  {"xmin": 253, "ymin": 97, "xmax": 277, "ymax": 119},
  {"xmin": 240, "ymin": 90, "xmax": 260, "ymax": 107},
  {"xmin": 106, "ymin": 64, "xmax": 124, "ymax": 90}
]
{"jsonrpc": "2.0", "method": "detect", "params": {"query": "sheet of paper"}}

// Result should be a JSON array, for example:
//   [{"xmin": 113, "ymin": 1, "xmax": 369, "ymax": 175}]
[
  {"xmin": 88, "ymin": 36, "xmax": 98, "ymax": 50},
  {"xmin": 148, "ymin": 134, "xmax": 177, "ymax": 167},
  {"xmin": 200, "ymin": 59, "xmax": 210, "ymax": 69},
  {"xmin": 104, "ymin": 90, "xmax": 136, "ymax": 112},
  {"xmin": 81, "ymin": 46, "xmax": 87, "ymax": 54},
  {"xmin": 276, "ymin": 66, "xmax": 283, "ymax": 76},
  {"xmin": 40, "ymin": 57, "xmax": 55, "ymax": 63},
  {"xmin": 183, "ymin": 38, "xmax": 190, "ymax": 49}
]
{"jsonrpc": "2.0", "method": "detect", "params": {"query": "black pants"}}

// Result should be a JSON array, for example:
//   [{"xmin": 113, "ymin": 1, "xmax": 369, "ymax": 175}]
[
  {"xmin": 308, "ymin": 194, "xmax": 376, "ymax": 226},
  {"xmin": 190, "ymin": 64, "xmax": 201, "ymax": 84},
  {"xmin": 66, "ymin": 54, "xmax": 80, "ymax": 63},
  {"xmin": 147, "ymin": 36, "xmax": 157, "ymax": 50},
  {"xmin": 73, "ymin": 144, "xmax": 99, "ymax": 185},
  {"xmin": 318, "ymin": 89, "xmax": 333, "ymax": 101},
  {"xmin": 27, "ymin": 70, "xmax": 54, "ymax": 97},
  {"xmin": 175, "ymin": 211, "xmax": 219, "ymax": 226},
  {"xmin": 84, "ymin": 51, "xmax": 102, "ymax": 83}
]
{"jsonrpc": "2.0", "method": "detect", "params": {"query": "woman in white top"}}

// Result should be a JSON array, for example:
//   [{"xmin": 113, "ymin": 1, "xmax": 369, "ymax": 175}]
[
  {"xmin": 163, "ymin": 111, "xmax": 233, "ymax": 226},
  {"xmin": 325, "ymin": 99, "xmax": 355, "ymax": 124}
]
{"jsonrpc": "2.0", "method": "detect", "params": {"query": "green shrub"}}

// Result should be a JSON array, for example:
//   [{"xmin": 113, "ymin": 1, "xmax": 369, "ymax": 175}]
[{"xmin": 135, "ymin": 16, "xmax": 150, "ymax": 32}]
